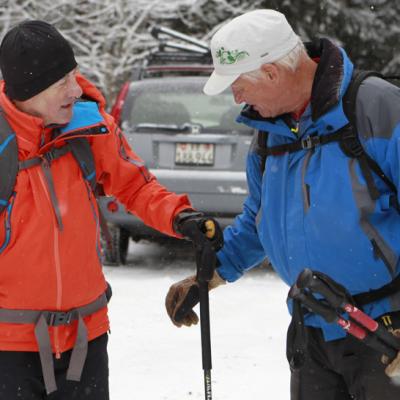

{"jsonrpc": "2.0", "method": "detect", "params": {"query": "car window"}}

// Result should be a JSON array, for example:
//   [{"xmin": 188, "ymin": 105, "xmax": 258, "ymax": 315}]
[{"xmin": 126, "ymin": 82, "xmax": 252, "ymax": 134}]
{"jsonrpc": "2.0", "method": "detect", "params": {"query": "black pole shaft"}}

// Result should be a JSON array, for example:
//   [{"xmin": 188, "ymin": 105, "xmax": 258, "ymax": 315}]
[{"xmin": 199, "ymin": 281, "xmax": 212, "ymax": 400}]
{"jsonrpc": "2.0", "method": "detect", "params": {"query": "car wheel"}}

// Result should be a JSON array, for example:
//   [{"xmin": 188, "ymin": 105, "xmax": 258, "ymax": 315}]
[
  {"xmin": 101, "ymin": 224, "xmax": 130, "ymax": 266},
  {"xmin": 119, "ymin": 227, "xmax": 130, "ymax": 265}
]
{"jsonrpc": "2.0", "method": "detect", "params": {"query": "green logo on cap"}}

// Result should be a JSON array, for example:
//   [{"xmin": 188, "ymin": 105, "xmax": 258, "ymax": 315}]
[{"xmin": 216, "ymin": 47, "xmax": 249, "ymax": 65}]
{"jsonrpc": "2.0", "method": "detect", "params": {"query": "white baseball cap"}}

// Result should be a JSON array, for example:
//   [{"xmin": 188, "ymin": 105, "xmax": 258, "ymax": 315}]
[{"xmin": 203, "ymin": 9, "xmax": 299, "ymax": 96}]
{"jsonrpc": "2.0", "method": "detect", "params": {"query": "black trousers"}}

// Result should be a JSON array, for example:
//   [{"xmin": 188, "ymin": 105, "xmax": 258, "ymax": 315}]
[
  {"xmin": 290, "ymin": 312, "xmax": 400, "ymax": 400},
  {"xmin": 0, "ymin": 333, "xmax": 109, "ymax": 400}
]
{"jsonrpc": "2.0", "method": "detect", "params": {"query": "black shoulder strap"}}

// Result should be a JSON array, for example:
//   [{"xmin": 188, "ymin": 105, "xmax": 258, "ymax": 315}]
[
  {"xmin": 68, "ymin": 137, "xmax": 97, "ymax": 192},
  {"xmin": 0, "ymin": 108, "xmax": 18, "ymax": 214},
  {"xmin": 256, "ymin": 130, "xmax": 269, "ymax": 173}
]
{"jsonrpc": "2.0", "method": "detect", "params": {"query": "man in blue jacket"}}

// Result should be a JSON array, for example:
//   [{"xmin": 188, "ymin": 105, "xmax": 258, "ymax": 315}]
[{"xmin": 165, "ymin": 9, "xmax": 400, "ymax": 400}]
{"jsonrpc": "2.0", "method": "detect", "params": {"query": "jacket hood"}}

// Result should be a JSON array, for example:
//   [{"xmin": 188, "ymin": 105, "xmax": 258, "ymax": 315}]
[{"xmin": 76, "ymin": 74, "xmax": 106, "ymax": 107}]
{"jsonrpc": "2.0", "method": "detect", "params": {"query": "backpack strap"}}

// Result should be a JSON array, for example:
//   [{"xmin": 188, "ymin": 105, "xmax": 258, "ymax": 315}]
[
  {"xmin": 257, "ymin": 130, "xmax": 344, "ymax": 157},
  {"xmin": 68, "ymin": 138, "xmax": 97, "ymax": 192},
  {"xmin": 340, "ymin": 70, "xmax": 398, "ymax": 202},
  {"xmin": 256, "ymin": 130, "xmax": 269, "ymax": 172},
  {"xmin": 0, "ymin": 108, "xmax": 18, "ymax": 214},
  {"xmin": 354, "ymin": 273, "xmax": 400, "ymax": 306}
]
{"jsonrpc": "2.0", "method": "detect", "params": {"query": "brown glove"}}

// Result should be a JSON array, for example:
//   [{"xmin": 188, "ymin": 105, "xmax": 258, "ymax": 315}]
[
  {"xmin": 382, "ymin": 329, "xmax": 400, "ymax": 377},
  {"xmin": 165, "ymin": 270, "xmax": 226, "ymax": 328}
]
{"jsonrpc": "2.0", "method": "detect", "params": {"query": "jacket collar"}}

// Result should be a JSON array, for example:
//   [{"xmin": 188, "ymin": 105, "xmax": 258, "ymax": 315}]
[
  {"xmin": 237, "ymin": 38, "xmax": 354, "ymax": 136},
  {"xmin": 307, "ymin": 38, "xmax": 347, "ymax": 121}
]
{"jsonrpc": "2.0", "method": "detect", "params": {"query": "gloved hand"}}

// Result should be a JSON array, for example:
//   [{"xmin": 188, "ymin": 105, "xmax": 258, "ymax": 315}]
[
  {"xmin": 173, "ymin": 211, "xmax": 224, "ymax": 252},
  {"xmin": 382, "ymin": 329, "xmax": 400, "ymax": 377},
  {"xmin": 165, "ymin": 270, "xmax": 226, "ymax": 327}
]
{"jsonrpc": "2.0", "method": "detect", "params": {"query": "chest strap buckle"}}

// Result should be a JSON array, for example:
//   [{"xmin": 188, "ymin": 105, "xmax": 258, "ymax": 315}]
[{"xmin": 301, "ymin": 135, "xmax": 321, "ymax": 150}]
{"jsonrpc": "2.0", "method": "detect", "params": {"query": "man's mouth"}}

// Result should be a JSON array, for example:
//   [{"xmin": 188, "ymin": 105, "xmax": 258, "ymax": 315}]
[{"xmin": 61, "ymin": 100, "xmax": 75, "ymax": 109}]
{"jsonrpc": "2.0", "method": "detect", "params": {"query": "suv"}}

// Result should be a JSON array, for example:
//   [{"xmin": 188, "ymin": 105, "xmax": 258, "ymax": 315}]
[{"xmin": 100, "ymin": 27, "xmax": 254, "ymax": 265}]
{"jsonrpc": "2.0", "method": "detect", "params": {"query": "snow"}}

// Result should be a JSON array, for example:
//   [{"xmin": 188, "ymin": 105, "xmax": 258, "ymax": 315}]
[{"xmin": 105, "ymin": 240, "xmax": 291, "ymax": 400}]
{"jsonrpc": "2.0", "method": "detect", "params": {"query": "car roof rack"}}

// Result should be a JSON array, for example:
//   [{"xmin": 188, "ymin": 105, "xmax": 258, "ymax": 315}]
[
  {"xmin": 130, "ymin": 26, "xmax": 213, "ymax": 80},
  {"xmin": 151, "ymin": 26, "xmax": 210, "ymax": 54}
]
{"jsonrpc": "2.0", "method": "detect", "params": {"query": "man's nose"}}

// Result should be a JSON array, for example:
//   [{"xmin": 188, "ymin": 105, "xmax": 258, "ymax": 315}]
[
  {"xmin": 232, "ymin": 88, "xmax": 243, "ymax": 104},
  {"xmin": 68, "ymin": 77, "xmax": 83, "ymax": 98}
]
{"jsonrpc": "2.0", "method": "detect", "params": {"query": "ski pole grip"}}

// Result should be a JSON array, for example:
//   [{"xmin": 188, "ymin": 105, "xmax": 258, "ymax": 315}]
[
  {"xmin": 288, "ymin": 285, "xmax": 338, "ymax": 323},
  {"xmin": 297, "ymin": 269, "xmax": 345, "ymax": 309},
  {"xmin": 204, "ymin": 220, "xmax": 215, "ymax": 239},
  {"xmin": 296, "ymin": 268, "xmax": 314, "ymax": 290}
]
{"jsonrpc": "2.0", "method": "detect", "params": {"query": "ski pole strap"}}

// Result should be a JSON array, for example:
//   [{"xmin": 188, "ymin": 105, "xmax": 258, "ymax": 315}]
[
  {"xmin": 286, "ymin": 292, "xmax": 308, "ymax": 370},
  {"xmin": 0, "ymin": 290, "xmax": 109, "ymax": 395}
]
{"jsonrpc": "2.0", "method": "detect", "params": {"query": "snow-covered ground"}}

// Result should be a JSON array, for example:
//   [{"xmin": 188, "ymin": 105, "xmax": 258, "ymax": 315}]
[{"xmin": 105, "ymin": 240, "xmax": 290, "ymax": 400}]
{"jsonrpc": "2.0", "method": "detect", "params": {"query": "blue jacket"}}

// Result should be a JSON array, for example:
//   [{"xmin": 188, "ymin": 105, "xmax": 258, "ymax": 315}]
[{"xmin": 216, "ymin": 39, "xmax": 400, "ymax": 340}]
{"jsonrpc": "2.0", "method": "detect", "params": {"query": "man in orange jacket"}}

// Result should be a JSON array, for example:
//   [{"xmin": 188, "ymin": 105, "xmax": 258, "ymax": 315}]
[{"xmin": 0, "ymin": 20, "xmax": 223, "ymax": 400}]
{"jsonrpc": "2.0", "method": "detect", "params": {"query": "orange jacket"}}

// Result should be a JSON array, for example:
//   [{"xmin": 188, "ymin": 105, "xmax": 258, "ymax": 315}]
[{"xmin": 0, "ymin": 74, "xmax": 192, "ymax": 354}]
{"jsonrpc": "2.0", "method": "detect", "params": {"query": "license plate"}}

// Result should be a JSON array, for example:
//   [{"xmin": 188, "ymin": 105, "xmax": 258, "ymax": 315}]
[{"xmin": 175, "ymin": 143, "xmax": 214, "ymax": 165}]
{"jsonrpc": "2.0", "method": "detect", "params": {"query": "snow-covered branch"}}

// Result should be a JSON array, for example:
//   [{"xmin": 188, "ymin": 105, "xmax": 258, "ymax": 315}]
[{"xmin": 0, "ymin": 0, "xmax": 399, "ymax": 105}]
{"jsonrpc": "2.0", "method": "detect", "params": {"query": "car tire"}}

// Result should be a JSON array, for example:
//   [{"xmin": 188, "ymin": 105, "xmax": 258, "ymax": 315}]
[{"xmin": 101, "ymin": 224, "xmax": 130, "ymax": 266}]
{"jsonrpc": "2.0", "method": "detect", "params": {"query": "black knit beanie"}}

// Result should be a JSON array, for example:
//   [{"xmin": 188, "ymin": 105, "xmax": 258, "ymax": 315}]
[{"xmin": 0, "ymin": 20, "xmax": 77, "ymax": 101}]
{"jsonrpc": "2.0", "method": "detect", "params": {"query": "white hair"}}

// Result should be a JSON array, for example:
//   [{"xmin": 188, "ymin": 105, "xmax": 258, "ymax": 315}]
[
  {"xmin": 275, "ymin": 39, "xmax": 306, "ymax": 71},
  {"xmin": 243, "ymin": 38, "xmax": 306, "ymax": 79}
]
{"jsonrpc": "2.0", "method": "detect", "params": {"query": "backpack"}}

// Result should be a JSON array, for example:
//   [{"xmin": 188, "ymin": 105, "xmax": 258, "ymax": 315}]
[
  {"xmin": 0, "ymin": 106, "xmax": 112, "ymax": 252},
  {"xmin": 255, "ymin": 70, "xmax": 400, "ymax": 306}
]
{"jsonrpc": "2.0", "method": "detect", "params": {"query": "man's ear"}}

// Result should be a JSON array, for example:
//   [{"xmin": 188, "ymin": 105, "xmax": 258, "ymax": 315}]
[{"xmin": 260, "ymin": 64, "xmax": 279, "ymax": 83}]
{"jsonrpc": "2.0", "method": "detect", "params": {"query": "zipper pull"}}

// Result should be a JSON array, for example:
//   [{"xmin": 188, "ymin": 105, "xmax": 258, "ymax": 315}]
[{"xmin": 290, "ymin": 121, "xmax": 299, "ymax": 135}]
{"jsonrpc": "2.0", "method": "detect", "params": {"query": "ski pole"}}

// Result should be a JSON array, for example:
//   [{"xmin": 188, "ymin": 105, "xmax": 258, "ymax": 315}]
[
  {"xmin": 195, "ymin": 224, "xmax": 217, "ymax": 400},
  {"xmin": 289, "ymin": 284, "xmax": 399, "ymax": 359},
  {"xmin": 178, "ymin": 219, "xmax": 216, "ymax": 400},
  {"xmin": 297, "ymin": 269, "xmax": 400, "ymax": 354}
]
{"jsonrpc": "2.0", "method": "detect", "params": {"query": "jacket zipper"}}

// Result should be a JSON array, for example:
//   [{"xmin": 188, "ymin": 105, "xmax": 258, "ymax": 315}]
[
  {"xmin": 37, "ymin": 167, "xmax": 62, "ymax": 358},
  {"xmin": 290, "ymin": 120, "xmax": 300, "ymax": 136}
]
